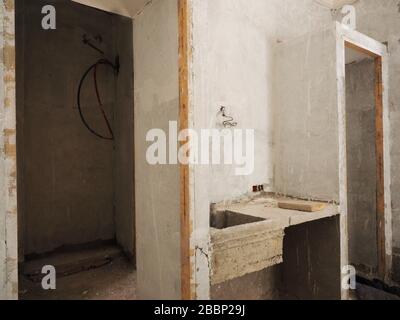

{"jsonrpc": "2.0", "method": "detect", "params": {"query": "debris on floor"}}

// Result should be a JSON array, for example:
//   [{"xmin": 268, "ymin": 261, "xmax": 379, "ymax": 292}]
[{"xmin": 20, "ymin": 256, "xmax": 137, "ymax": 300}]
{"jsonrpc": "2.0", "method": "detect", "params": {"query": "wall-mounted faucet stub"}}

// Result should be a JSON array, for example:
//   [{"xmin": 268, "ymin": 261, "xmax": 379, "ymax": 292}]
[{"xmin": 220, "ymin": 106, "xmax": 238, "ymax": 128}]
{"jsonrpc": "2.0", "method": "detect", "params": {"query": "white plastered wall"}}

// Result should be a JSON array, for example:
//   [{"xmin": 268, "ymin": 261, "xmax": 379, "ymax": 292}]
[
  {"xmin": 189, "ymin": 0, "xmax": 282, "ymax": 298},
  {"xmin": 72, "ymin": 0, "xmax": 150, "ymax": 18},
  {"xmin": 274, "ymin": 27, "xmax": 339, "ymax": 202}
]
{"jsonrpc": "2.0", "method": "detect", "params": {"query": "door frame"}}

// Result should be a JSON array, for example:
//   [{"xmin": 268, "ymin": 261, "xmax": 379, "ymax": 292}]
[{"xmin": 336, "ymin": 22, "xmax": 392, "ymax": 286}]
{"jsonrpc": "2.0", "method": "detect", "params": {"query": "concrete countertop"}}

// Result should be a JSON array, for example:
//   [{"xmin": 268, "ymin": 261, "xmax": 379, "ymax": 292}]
[
  {"xmin": 213, "ymin": 197, "xmax": 340, "ymax": 234},
  {"xmin": 209, "ymin": 197, "xmax": 340, "ymax": 285}
]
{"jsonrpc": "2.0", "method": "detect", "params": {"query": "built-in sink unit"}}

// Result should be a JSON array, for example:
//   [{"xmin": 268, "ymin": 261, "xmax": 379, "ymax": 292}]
[
  {"xmin": 211, "ymin": 210, "xmax": 266, "ymax": 230},
  {"xmin": 210, "ymin": 207, "xmax": 284, "ymax": 285}
]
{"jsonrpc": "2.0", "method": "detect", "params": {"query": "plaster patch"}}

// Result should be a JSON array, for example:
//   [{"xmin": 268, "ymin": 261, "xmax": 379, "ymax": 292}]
[
  {"xmin": 4, "ymin": 0, "xmax": 14, "ymax": 12},
  {"xmin": 3, "ymin": 45, "xmax": 15, "ymax": 71}
]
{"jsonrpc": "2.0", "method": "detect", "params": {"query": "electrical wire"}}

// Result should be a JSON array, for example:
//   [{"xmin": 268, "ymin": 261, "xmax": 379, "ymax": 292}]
[{"xmin": 77, "ymin": 59, "xmax": 117, "ymax": 141}]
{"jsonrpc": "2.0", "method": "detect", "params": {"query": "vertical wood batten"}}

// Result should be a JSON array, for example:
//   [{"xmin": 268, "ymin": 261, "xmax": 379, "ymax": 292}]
[
  {"xmin": 375, "ymin": 56, "xmax": 386, "ymax": 279},
  {"xmin": 178, "ymin": 0, "xmax": 193, "ymax": 300}
]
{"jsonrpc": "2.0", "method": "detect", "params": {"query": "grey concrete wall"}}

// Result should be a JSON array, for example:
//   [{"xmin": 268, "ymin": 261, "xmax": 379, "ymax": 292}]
[
  {"xmin": 113, "ymin": 16, "xmax": 135, "ymax": 259},
  {"xmin": 344, "ymin": 0, "xmax": 400, "ymax": 285},
  {"xmin": 270, "ymin": 0, "xmax": 400, "ymax": 287},
  {"xmin": 210, "ymin": 216, "xmax": 341, "ymax": 300},
  {"xmin": 133, "ymin": 0, "xmax": 181, "ymax": 299},
  {"xmin": 283, "ymin": 216, "xmax": 342, "ymax": 300},
  {"xmin": 190, "ymin": 0, "xmax": 339, "ymax": 298},
  {"xmin": 189, "ymin": 0, "xmax": 400, "ymax": 296},
  {"xmin": 211, "ymin": 266, "xmax": 282, "ymax": 300},
  {"xmin": 17, "ymin": 0, "xmax": 134, "ymax": 256},
  {"xmin": 191, "ymin": 0, "xmax": 276, "ymax": 204},
  {"xmin": 346, "ymin": 58, "xmax": 378, "ymax": 276},
  {"xmin": 274, "ymin": 28, "xmax": 339, "ymax": 201}
]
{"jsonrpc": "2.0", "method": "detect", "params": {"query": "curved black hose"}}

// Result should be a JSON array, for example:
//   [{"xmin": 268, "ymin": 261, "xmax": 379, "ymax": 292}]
[{"xmin": 77, "ymin": 59, "xmax": 117, "ymax": 141}]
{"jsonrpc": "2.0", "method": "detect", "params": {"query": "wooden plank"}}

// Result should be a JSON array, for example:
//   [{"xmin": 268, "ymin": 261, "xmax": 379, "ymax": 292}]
[
  {"xmin": 178, "ymin": 0, "xmax": 193, "ymax": 300},
  {"xmin": 278, "ymin": 200, "xmax": 327, "ymax": 213},
  {"xmin": 375, "ymin": 56, "xmax": 386, "ymax": 279}
]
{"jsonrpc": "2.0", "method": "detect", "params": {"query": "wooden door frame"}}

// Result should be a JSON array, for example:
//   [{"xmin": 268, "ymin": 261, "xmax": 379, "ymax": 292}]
[
  {"xmin": 178, "ymin": 0, "xmax": 193, "ymax": 300},
  {"xmin": 336, "ymin": 23, "xmax": 391, "ymax": 288},
  {"xmin": 344, "ymin": 40, "xmax": 385, "ymax": 278}
]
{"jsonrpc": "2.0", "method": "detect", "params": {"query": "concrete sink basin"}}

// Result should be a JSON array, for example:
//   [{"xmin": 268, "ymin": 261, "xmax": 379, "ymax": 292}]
[
  {"xmin": 210, "ymin": 210, "xmax": 266, "ymax": 229},
  {"xmin": 210, "ymin": 209, "xmax": 284, "ymax": 285}
]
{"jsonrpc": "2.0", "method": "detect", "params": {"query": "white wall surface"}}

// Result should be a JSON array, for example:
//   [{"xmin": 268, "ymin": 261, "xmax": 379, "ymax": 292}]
[
  {"xmin": 274, "ymin": 28, "xmax": 339, "ymax": 201},
  {"xmin": 191, "ymin": 0, "xmax": 335, "ymax": 204},
  {"xmin": 72, "ymin": 0, "xmax": 150, "ymax": 17}
]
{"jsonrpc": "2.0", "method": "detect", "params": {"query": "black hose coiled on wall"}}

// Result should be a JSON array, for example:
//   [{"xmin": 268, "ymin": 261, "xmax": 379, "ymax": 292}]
[{"xmin": 77, "ymin": 59, "xmax": 118, "ymax": 141}]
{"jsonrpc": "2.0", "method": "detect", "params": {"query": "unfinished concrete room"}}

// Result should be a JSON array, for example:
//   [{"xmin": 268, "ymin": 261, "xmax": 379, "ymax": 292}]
[
  {"xmin": 7, "ymin": 0, "xmax": 182, "ymax": 301},
  {"xmin": 16, "ymin": 0, "xmax": 136, "ymax": 299},
  {"xmin": 3, "ymin": 0, "xmax": 400, "ymax": 304}
]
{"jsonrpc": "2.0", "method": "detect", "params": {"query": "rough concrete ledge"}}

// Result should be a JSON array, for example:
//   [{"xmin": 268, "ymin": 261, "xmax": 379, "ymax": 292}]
[
  {"xmin": 210, "ymin": 226, "xmax": 284, "ymax": 285},
  {"xmin": 209, "ymin": 194, "xmax": 339, "ymax": 286}
]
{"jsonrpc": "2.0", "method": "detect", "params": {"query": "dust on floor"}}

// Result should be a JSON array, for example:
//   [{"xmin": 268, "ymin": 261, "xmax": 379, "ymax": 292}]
[{"xmin": 20, "ymin": 257, "xmax": 137, "ymax": 300}]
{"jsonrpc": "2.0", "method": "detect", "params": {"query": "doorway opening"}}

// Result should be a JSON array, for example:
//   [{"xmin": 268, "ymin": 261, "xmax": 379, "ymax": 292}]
[
  {"xmin": 345, "ymin": 42, "xmax": 385, "ymax": 283},
  {"xmin": 16, "ymin": 0, "xmax": 135, "ymax": 299}
]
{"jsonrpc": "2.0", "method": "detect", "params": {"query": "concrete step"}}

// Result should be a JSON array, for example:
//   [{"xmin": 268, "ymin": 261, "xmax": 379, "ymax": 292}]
[
  {"xmin": 356, "ymin": 283, "xmax": 400, "ymax": 300},
  {"xmin": 22, "ymin": 244, "xmax": 123, "ymax": 282}
]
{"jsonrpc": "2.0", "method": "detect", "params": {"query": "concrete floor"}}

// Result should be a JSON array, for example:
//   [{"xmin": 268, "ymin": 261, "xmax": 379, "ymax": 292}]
[
  {"xmin": 19, "ymin": 259, "xmax": 400, "ymax": 300},
  {"xmin": 20, "ymin": 257, "xmax": 137, "ymax": 300},
  {"xmin": 18, "ymin": 242, "xmax": 398, "ymax": 301},
  {"xmin": 354, "ymin": 283, "xmax": 400, "ymax": 300}
]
